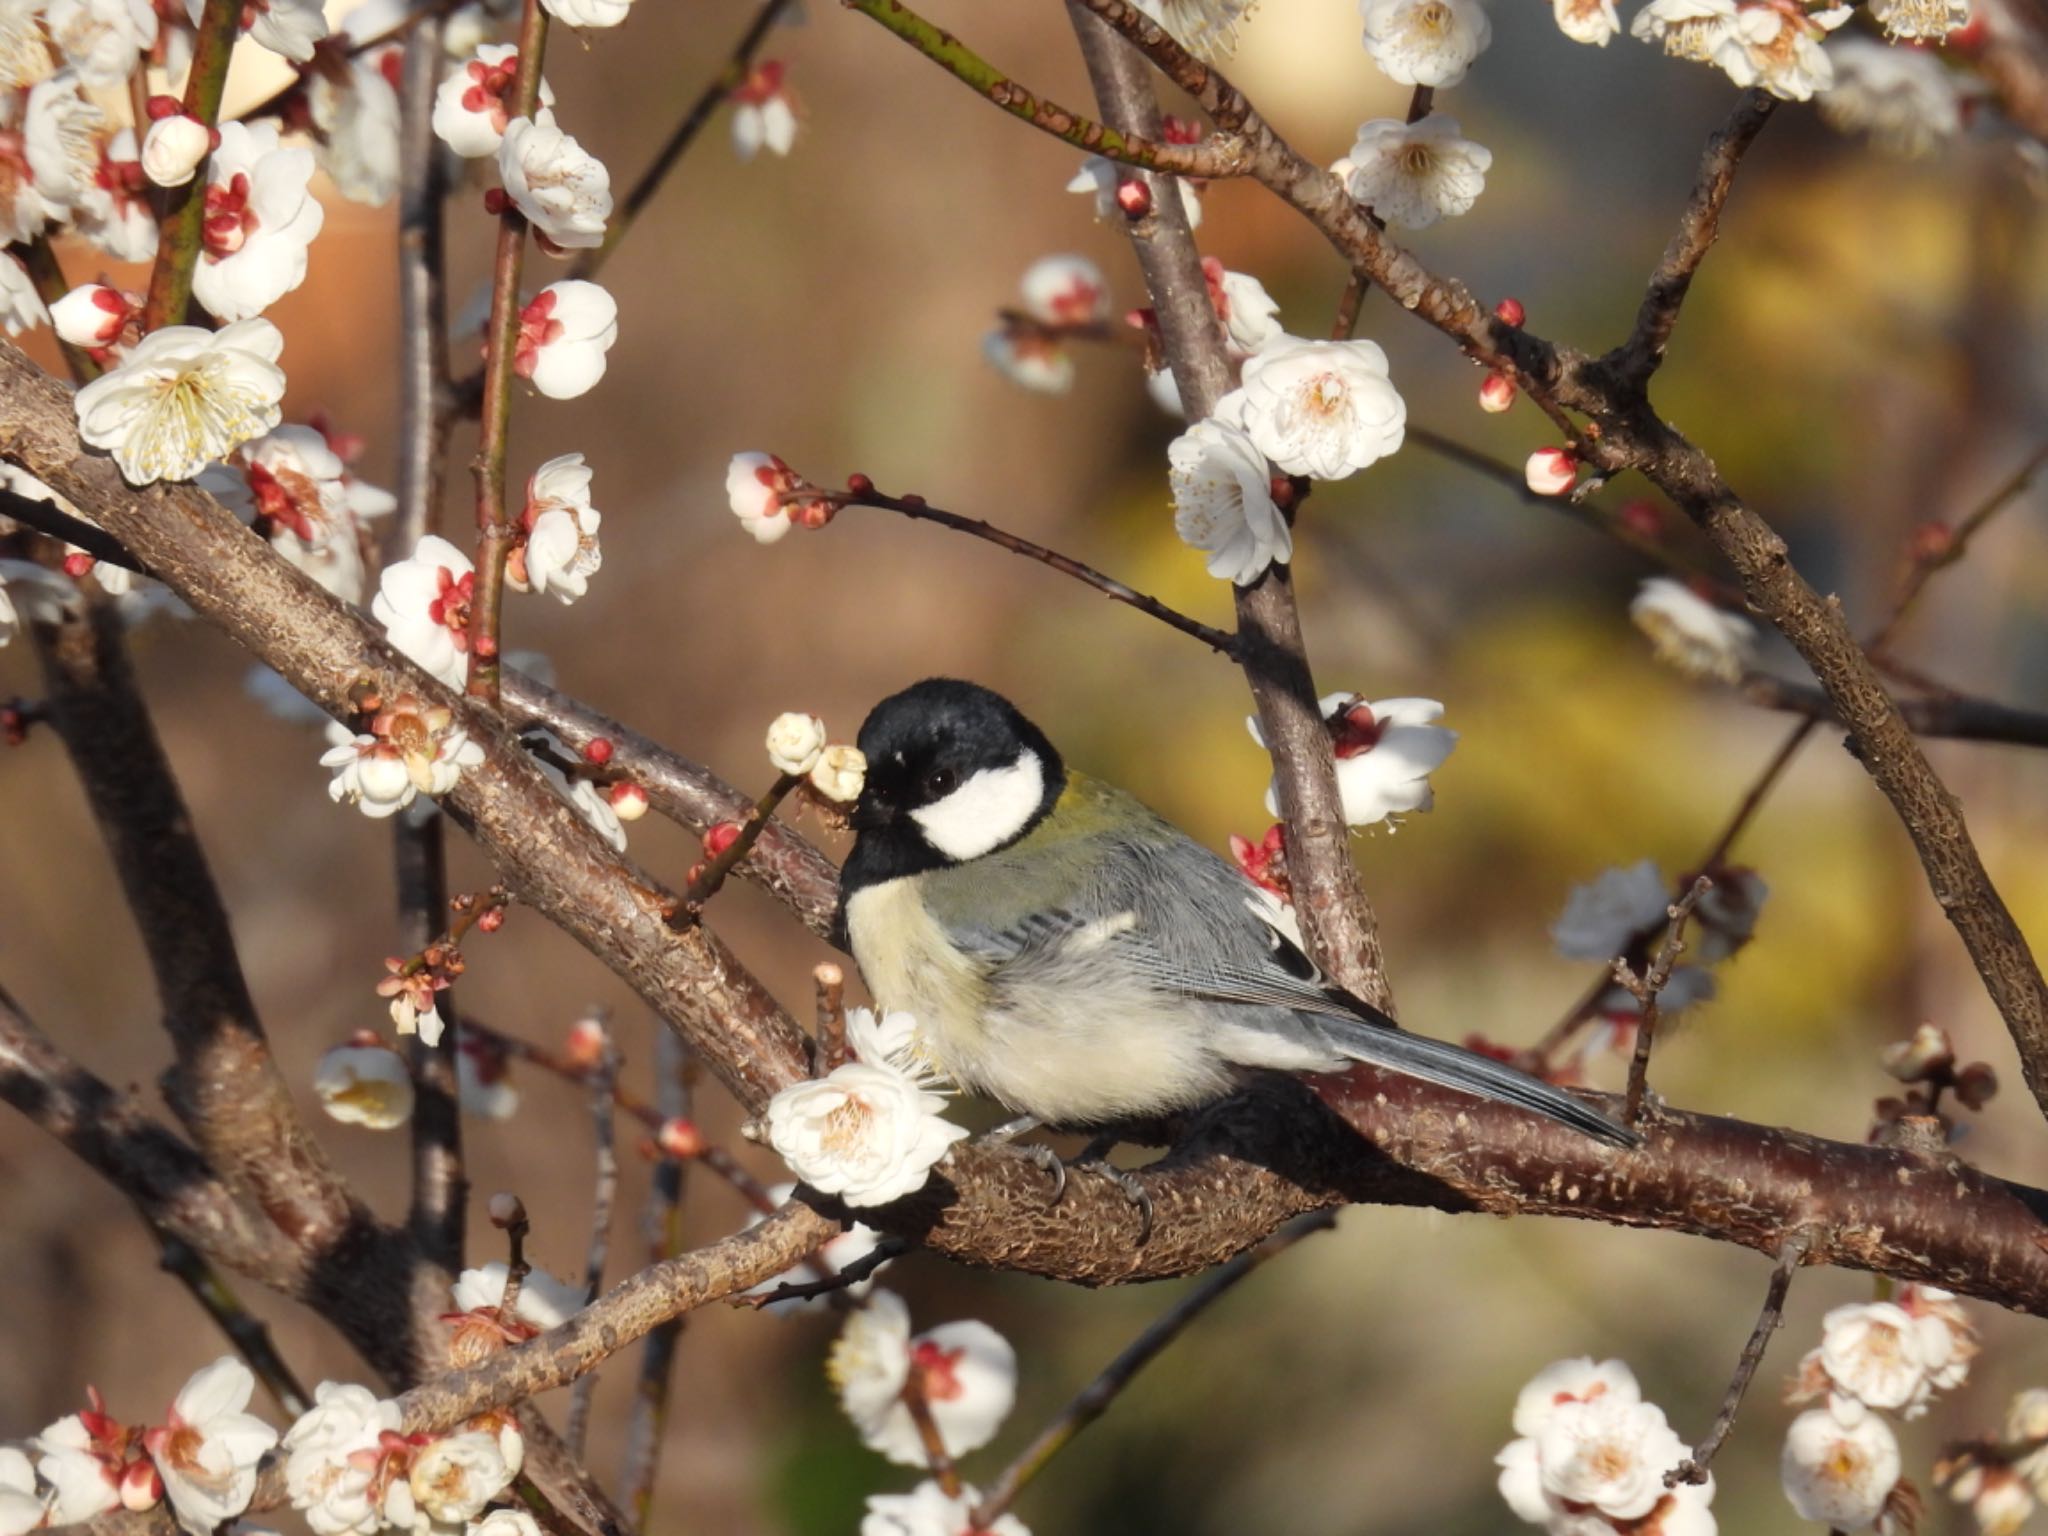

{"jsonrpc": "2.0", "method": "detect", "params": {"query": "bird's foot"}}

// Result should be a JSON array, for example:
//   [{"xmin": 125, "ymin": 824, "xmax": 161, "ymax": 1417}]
[
  {"xmin": 978, "ymin": 1116, "xmax": 1066, "ymax": 1201},
  {"xmin": 1072, "ymin": 1134, "xmax": 1153, "ymax": 1245}
]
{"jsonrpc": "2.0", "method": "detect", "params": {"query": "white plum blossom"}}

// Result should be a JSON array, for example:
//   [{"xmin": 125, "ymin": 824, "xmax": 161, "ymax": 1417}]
[
  {"xmin": 542, "ymin": 0, "xmax": 632, "ymax": 24},
  {"xmin": 191, "ymin": 121, "xmax": 324, "ymax": 323},
  {"xmin": 862, "ymin": 1481, "xmax": 1029, "ymax": 1536},
  {"xmin": 321, "ymin": 699, "xmax": 484, "ymax": 819},
  {"xmin": 24, "ymin": 73, "xmax": 105, "ymax": 211},
  {"xmin": 1792, "ymin": 1294, "xmax": 1973, "ymax": 1419},
  {"xmin": 1168, "ymin": 416, "xmax": 1289, "ymax": 585},
  {"xmin": 280, "ymin": 1383, "xmax": 402, "ymax": 1536},
  {"xmin": 0, "ymin": 0, "xmax": 55, "ymax": 89},
  {"xmin": 828, "ymin": 1289, "xmax": 1018, "ymax": 1465},
  {"xmin": 1781, "ymin": 1408, "xmax": 1900, "ymax": 1528},
  {"xmin": 1630, "ymin": 577, "xmax": 1755, "ymax": 684},
  {"xmin": 730, "ymin": 60, "xmax": 797, "ymax": 159},
  {"xmin": 1227, "ymin": 336, "xmax": 1405, "ymax": 481},
  {"xmin": 1553, "ymin": 0, "xmax": 1622, "ymax": 44},
  {"xmin": 45, "ymin": 0, "xmax": 155, "ymax": 87},
  {"xmin": 809, "ymin": 743, "xmax": 865, "ymax": 803},
  {"xmin": 1510, "ymin": 1357, "xmax": 1644, "ymax": 1437},
  {"xmin": 1020, "ymin": 253, "xmax": 1109, "ymax": 326},
  {"xmin": 1498, "ymin": 1357, "xmax": 1711, "ymax": 1534},
  {"xmin": 742, "ymin": 1183, "xmax": 891, "ymax": 1313},
  {"xmin": 456, "ymin": 1044, "xmax": 519, "ymax": 1120},
  {"xmin": 451, "ymin": 1262, "xmax": 587, "ymax": 1330},
  {"xmin": 310, "ymin": 54, "xmax": 403, "ymax": 205},
  {"xmin": 1869, "ymin": 0, "xmax": 1968, "ymax": 39},
  {"xmin": 1526, "ymin": 447, "xmax": 1578, "ymax": 495},
  {"xmin": 726, "ymin": 451, "xmax": 800, "ymax": 542},
  {"xmin": 1133, "ymin": 0, "xmax": 1258, "ymax": 57},
  {"xmin": 144, "ymin": 1359, "xmax": 278, "ymax": 1535},
  {"xmin": 1820, "ymin": 41, "xmax": 1964, "ymax": 157},
  {"xmin": 0, "ymin": 253, "xmax": 46, "ymax": 337},
  {"xmin": 0, "ymin": 558, "xmax": 81, "ymax": 645},
  {"xmin": 1344, "ymin": 114, "xmax": 1492, "ymax": 229},
  {"xmin": 1717, "ymin": 2, "xmax": 1852, "ymax": 100},
  {"xmin": 140, "ymin": 112, "xmax": 211, "ymax": 188},
  {"xmin": 1250, "ymin": 694, "xmax": 1456, "ymax": 829},
  {"xmin": 1948, "ymin": 1462, "xmax": 2035, "ymax": 1536},
  {"xmin": 1630, "ymin": 0, "xmax": 1738, "ymax": 60},
  {"xmin": 0, "ymin": 1449, "xmax": 43, "ymax": 1536},
  {"xmin": 202, "ymin": 425, "xmax": 377, "ymax": 603},
  {"xmin": 983, "ymin": 328, "xmax": 1074, "ymax": 394},
  {"xmin": 51, "ymin": 283, "xmax": 128, "ymax": 349},
  {"xmin": 372, "ymin": 535, "xmax": 477, "ymax": 691},
  {"xmin": 985, "ymin": 254, "xmax": 1109, "ymax": 394},
  {"xmin": 77, "ymin": 128, "xmax": 157, "ymax": 261},
  {"xmin": 74, "ymin": 319, "xmax": 286, "ymax": 486},
  {"xmin": 1553, "ymin": 860, "xmax": 1669, "ymax": 961},
  {"xmin": 497, "ymin": 118, "xmax": 612, "ymax": 249},
  {"xmin": 1898, "ymin": 1285, "xmax": 1977, "ymax": 1394},
  {"xmin": 1213, "ymin": 265, "xmax": 1282, "ymax": 353},
  {"xmin": 514, "ymin": 280, "xmax": 616, "ymax": 399},
  {"xmin": 31, "ymin": 1409, "xmax": 126, "ymax": 1524},
  {"xmin": 1067, "ymin": 153, "xmax": 1201, "ymax": 229},
  {"xmin": 511, "ymin": 452, "xmax": 601, "ymax": 602},
  {"xmin": 404, "ymin": 1429, "xmax": 517, "ymax": 1527},
  {"xmin": 569, "ymin": 776, "xmax": 627, "ymax": 850},
  {"xmin": 313, "ymin": 1041, "xmax": 416, "ymax": 1129},
  {"xmin": 186, "ymin": 0, "xmax": 326, "ymax": 60},
  {"xmin": 766, "ymin": 712, "xmax": 828, "ymax": 776},
  {"xmin": 472, "ymin": 1511, "xmax": 542, "ymax": 1536},
  {"xmin": 1359, "ymin": 0, "xmax": 1491, "ymax": 87},
  {"xmin": 433, "ymin": 45, "xmax": 554, "ymax": 158},
  {"xmin": 765, "ymin": 1011, "xmax": 967, "ymax": 1207}
]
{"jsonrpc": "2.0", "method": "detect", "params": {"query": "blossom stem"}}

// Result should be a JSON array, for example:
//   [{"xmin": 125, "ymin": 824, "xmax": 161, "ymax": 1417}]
[
  {"xmin": 157, "ymin": 1235, "xmax": 311, "ymax": 1416},
  {"xmin": 727, "ymin": 1238, "xmax": 905, "ymax": 1311},
  {"xmin": 1618, "ymin": 875, "xmax": 1712, "ymax": 1127},
  {"xmin": 141, "ymin": 0, "xmax": 243, "ymax": 330},
  {"xmin": 670, "ymin": 772, "xmax": 800, "ymax": 925},
  {"xmin": 467, "ymin": 0, "xmax": 552, "ymax": 705},
  {"xmin": 970, "ymin": 1212, "xmax": 1335, "ymax": 1529},
  {"xmin": 1665, "ymin": 1230, "xmax": 1812, "ymax": 1486},
  {"xmin": 841, "ymin": 487, "xmax": 1241, "ymax": 658},
  {"xmin": 901, "ymin": 1375, "xmax": 964, "ymax": 1499},
  {"xmin": 843, "ymin": 0, "xmax": 1239, "ymax": 178},
  {"xmin": 815, "ymin": 963, "xmax": 848, "ymax": 1073},
  {"xmin": 564, "ymin": 1031, "xmax": 620, "ymax": 1458}
]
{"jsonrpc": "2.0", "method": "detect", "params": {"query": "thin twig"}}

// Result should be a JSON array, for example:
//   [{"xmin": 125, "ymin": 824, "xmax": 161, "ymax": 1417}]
[
  {"xmin": 669, "ymin": 772, "xmax": 801, "ymax": 925},
  {"xmin": 902, "ymin": 1376, "xmax": 964, "ymax": 1500},
  {"xmin": 496, "ymin": 1196, "xmax": 532, "ymax": 1322},
  {"xmin": 157, "ymin": 1236, "xmax": 310, "ymax": 1417},
  {"xmin": 815, "ymin": 963, "xmax": 848, "ymax": 1073},
  {"xmin": 0, "ymin": 488, "xmax": 143, "ymax": 571},
  {"xmin": 141, "ymin": 0, "xmax": 241, "ymax": 329},
  {"xmin": 1666, "ymin": 1231, "xmax": 1814, "ymax": 1485},
  {"xmin": 1617, "ymin": 876, "xmax": 1713, "ymax": 1126},
  {"xmin": 840, "ymin": 486, "xmax": 1240, "ymax": 658},
  {"xmin": 971, "ymin": 1212, "xmax": 1336, "ymax": 1529},
  {"xmin": 620, "ymin": 1029, "xmax": 694, "ymax": 1528},
  {"xmin": 1742, "ymin": 673, "xmax": 2048, "ymax": 748},
  {"xmin": 727, "ymin": 1239, "xmax": 904, "ymax": 1310},
  {"xmin": 564, "ymin": 1027, "xmax": 619, "ymax": 1459}
]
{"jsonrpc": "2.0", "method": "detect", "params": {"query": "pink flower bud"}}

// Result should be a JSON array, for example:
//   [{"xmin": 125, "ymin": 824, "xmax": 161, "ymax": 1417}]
[
  {"xmin": 1524, "ymin": 448, "xmax": 1577, "ymax": 496},
  {"xmin": 1115, "ymin": 178, "xmax": 1152, "ymax": 217},
  {"xmin": 1618, "ymin": 499, "xmax": 1664, "ymax": 539},
  {"xmin": 51, "ymin": 283, "xmax": 132, "ymax": 349},
  {"xmin": 140, "ymin": 113, "xmax": 211, "ymax": 188},
  {"xmin": 1494, "ymin": 296, "xmax": 1526, "ymax": 326},
  {"xmin": 144, "ymin": 93, "xmax": 181, "ymax": 120},
  {"xmin": 656, "ymin": 1117, "xmax": 705, "ymax": 1159},
  {"xmin": 119, "ymin": 1459, "xmax": 162, "ymax": 1511},
  {"xmin": 581, "ymin": 736, "xmax": 615, "ymax": 765},
  {"xmin": 62, "ymin": 551, "xmax": 95, "ymax": 578},
  {"xmin": 703, "ymin": 820, "xmax": 743, "ymax": 858},
  {"xmin": 1477, "ymin": 372, "xmax": 1515, "ymax": 413},
  {"xmin": 562, "ymin": 1016, "xmax": 607, "ymax": 1070},
  {"xmin": 608, "ymin": 781, "xmax": 649, "ymax": 820}
]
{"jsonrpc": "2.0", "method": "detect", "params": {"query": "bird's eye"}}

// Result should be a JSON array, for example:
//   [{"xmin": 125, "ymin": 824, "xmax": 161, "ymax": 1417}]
[{"xmin": 922, "ymin": 766, "xmax": 957, "ymax": 798}]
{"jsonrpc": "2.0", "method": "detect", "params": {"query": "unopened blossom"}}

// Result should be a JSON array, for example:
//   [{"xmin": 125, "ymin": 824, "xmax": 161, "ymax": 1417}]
[
  {"xmin": 1249, "ymin": 694, "xmax": 1456, "ymax": 829},
  {"xmin": 1820, "ymin": 41, "xmax": 1963, "ymax": 158},
  {"xmin": 810, "ymin": 743, "xmax": 865, "ymax": 803},
  {"xmin": 1782, "ymin": 1408, "xmax": 1900, "ymax": 1527},
  {"xmin": 141, "ymin": 112, "xmax": 212, "ymax": 188},
  {"xmin": 310, "ymin": 52, "xmax": 402, "ymax": 205},
  {"xmin": 513, "ymin": 280, "xmax": 616, "ymax": 399},
  {"xmin": 1718, "ymin": 2, "xmax": 1851, "ymax": 101},
  {"xmin": 497, "ymin": 118, "xmax": 611, "ymax": 249},
  {"xmin": 743, "ymin": 1182, "xmax": 891, "ymax": 1314},
  {"xmin": 1133, "ymin": 0, "xmax": 1258, "ymax": 57},
  {"xmin": 51, "ymin": 283, "xmax": 129, "ymax": 350},
  {"xmin": 145, "ymin": 1358, "xmax": 277, "ymax": 1534},
  {"xmin": 191, "ymin": 121, "xmax": 324, "ymax": 322},
  {"xmin": 313, "ymin": 1040, "xmax": 416, "ymax": 1129},
  {"xmin": 1554, "ymin": 0, "xmax": 1622, "ymax": 44},
  {"xmin": 1230, "ymin": 823, "xmax": 1290, "ymax": 901},
  {"xmin": 1869, "ymin": 0, "xmax": 1968, "ymax": 39},
  {"xmin": 1553, "ymin": 860, "xmax": 1668, "ymax": 961},
  {"xmin": 862, "ymin": 1481, "xmax": 1029, "ymax": 1536},
  {"xmin": 280, "ymin": 1383, "xmax": 402, "ymax": 1536},
  {"xmin": 322, "ymin": 697, "xmax": 484, "ymax": 820},
  {"xmin": 186, "ymin": 0, "xmax": 326, "ymax": 60},
  {"xmin": 1479, "ymin": 372, "xmax": 1516, "ymax": 413},
  {"xmin": 765, "ymin": 1028, "xmax": 966, "ymax": 1206},
  {"xmin": 1359, "ymin": 0, "xmax": 1491, "ymax": 87},
  {"xmin": 0, "ymin": 0, "xmax": 55, "ymax": 89},
  {"xmin": 509, "ymin": 452, "xmax": 602, "ymax": 602},
  {"xmin": 1067, "ymin": 153, "xmax": 1201, "ymax": 229},
  {"xmin": 730, "ymin": 59, "xmax": 797, "ymax": 158},
  {"xmin": 1630, "ymin": 576, "xmax": 1755, "ymax": 684},
  {"xmin": 1169, "ymin": 416, "xmax": 1289, "ymax": 585},
  {"xmin": 203, "ymin": 425, "xmax": 370, "ymax": 602},
  {"xmin": 78, "ymin": 128, "xmax": 157, "ymax": 260},
  {"xmin": 372, "ymin": 534, "xmax": 476, "ymax": 691},
  {"xmin": 0, "ymin": 254, "xmax": 45, "ymax": 338},
  {"xmin": 74, "ymin": 319, "xmax": 286, "ymax": 486},
  {"xmin": 1208, "ymin": 262, "xmax": 1282, "ymax": 353},
  {"xmin": 473, "ymin": 1511, "xmax": 542, "ymax": 1536},
  {"xmin": 767, "ymin": 712, "xmax": 827, "ymax": 776},
  {"xmin": 1228, "ymin": 336, "xmax": 1405, "ymax": 481},
  {"xmin": 45, "ymin": 0, "xmax": 155, "ymax": 85},
  {"xmin": 32, "ymin": 1395, "xmax": 141, "ymax": 1524},
  {"xmin": 404, "ymin": 1428, "xmax": 517, "ymax": 1526},
  {"xmin": 1344, "ymin": 114, "xmax": 1492, "ymax": 229},
  {"xmin": 0, "ymin": 1448, "xmax": 42, "ymax": 1536},
  {"xmin": 1525, "ymin": 447, "xmax": 1578, "ymax": 496},
  {"xmin": 433, "ymin": 44, "xmax": 554, "ymax": 158},
  {"xmin": 829, "ymin": 1289, "xmax": 1018, "ymax": 1465},
  {"xmin": 24, "ymin": 72, "xmax": 105, "ymax": 212},
  {"xmin": 450, "ymin": 1262, "xmax": 587, "ymax": 1332},
  {"xmin": 542, "ymin": 0, "xmax": 632, "ymax": 24}
]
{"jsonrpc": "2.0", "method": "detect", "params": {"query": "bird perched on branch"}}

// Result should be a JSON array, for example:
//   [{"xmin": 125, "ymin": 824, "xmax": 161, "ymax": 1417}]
[{"xmin": 838, "ymin": 679, "xmax": 1634, "ymax": 1214}]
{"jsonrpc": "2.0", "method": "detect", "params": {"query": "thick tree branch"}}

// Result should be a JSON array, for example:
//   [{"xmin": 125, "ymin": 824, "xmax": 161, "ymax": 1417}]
[{"xmin": 1742, "ymin": 673, "xmax": 2048, "ymax": 748}]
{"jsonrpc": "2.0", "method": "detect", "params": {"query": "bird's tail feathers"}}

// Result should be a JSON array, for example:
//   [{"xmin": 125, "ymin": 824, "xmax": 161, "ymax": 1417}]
[{"xmin": 1316, "ymin": 1015, "xmax": 1638, "ymax": 1148}]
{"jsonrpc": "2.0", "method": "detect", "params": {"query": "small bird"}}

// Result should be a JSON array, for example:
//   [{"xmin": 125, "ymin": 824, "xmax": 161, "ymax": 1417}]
[{"xmin": 839, "ymin": 678, "xmax": 1634, "ymax": 1160}]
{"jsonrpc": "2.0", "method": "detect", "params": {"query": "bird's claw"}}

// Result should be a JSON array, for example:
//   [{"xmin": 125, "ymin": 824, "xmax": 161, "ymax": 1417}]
[
  {"xmin": 1021, "ymin": 1141, "xmax": 1066, "ymax": 1203},
  {"xmin": 1099, "ymin": 1163, "xmax": 1154, "ymax": 1246}
]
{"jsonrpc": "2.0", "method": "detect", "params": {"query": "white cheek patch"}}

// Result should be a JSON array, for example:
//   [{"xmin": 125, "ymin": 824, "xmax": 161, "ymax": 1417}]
[{"xmin": 911, "ymin": 750, "xmax": 1046, "ymax": 861}]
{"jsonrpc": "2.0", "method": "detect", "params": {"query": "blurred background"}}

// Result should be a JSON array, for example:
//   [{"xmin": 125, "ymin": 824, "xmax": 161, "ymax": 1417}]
[{"xmin": 3, "ymin": 0, "xmax": 2047, "ymax": 1530}]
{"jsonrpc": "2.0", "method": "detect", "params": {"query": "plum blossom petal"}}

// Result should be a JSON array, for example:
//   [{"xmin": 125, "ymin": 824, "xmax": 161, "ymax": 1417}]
[
  {"xmin": 1168, "ymin": 415, "xmax": 1289, "ymax": 585},
  {"xmin": 145, "ymin": 1358, "xmax": 278, "ymax": 1535},
  {"xmin": 313, "ymin": 1042, "xmax": 416, "ymax": 1129},
  {"xmin": 1359, "ymin": 0, "xmax": 1491, "ymax": 86},
  {"xmin": 75, "ymin": 319, "xmax": 286, "ymax": 486},
  {"xmin": 1231, "ymin": 336, "xmax": 1405, "ymax": 481},
  {"xmin": 1344, "ymin": 113, "xmax": 1492, "ymax": 229},
  {"xmin": 280, "ymin": 1383, "xmax": 402, "ymax": 1536},
  {"xmin": 497, "ymin": 118, "xmax": 611, "ymax": 249}
]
